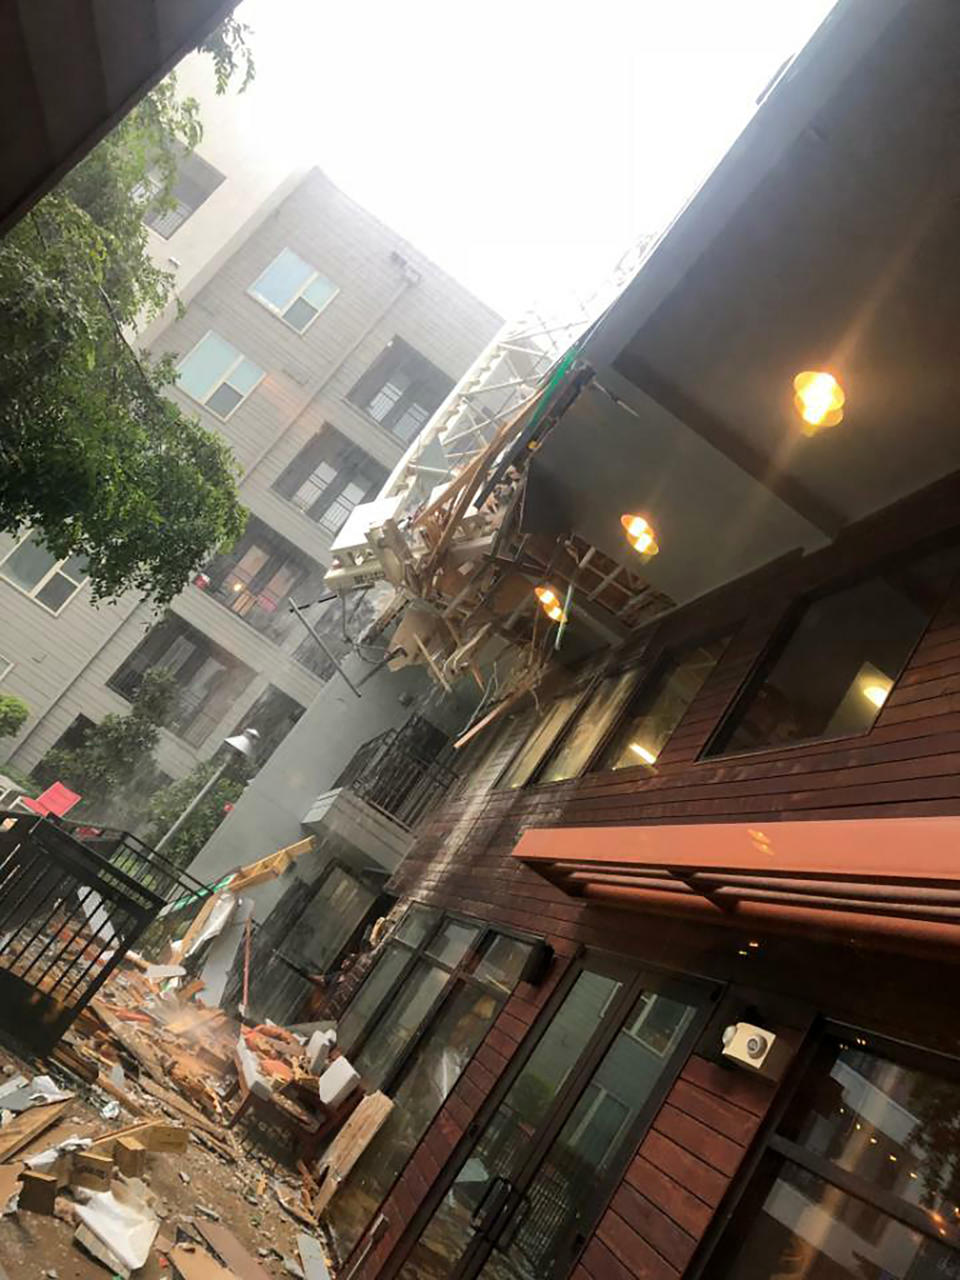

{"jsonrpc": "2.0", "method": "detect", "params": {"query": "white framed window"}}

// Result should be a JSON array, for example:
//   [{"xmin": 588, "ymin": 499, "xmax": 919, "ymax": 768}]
[
  {"xmin": 176, "ymin": 331, "xmax": 264, "ymax": 420},
  {"xmin": 249, "ymin": 248, "xmax": 339, "ymax": 334},
  {"xmin": 0, "ymin": 532, "xmax": 88, "ymax": 614}
]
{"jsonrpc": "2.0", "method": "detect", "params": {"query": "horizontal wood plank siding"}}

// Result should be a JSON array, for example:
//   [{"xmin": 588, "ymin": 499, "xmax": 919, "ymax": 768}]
[{"xmin": 355, "ymin": 474, "xmax": 960, "ymax": 1279}]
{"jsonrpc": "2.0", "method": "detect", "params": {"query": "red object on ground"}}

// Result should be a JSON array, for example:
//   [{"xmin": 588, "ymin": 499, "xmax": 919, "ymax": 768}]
[{"xmin": 21, "ymin": 781, "xmax": 82, "ymax": 817}]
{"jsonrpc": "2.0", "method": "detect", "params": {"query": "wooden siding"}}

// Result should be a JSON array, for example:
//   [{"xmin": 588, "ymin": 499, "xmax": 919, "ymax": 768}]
[{"xmin": 348, "ymin": 472, "xmax": 960, "ymax": 1279}]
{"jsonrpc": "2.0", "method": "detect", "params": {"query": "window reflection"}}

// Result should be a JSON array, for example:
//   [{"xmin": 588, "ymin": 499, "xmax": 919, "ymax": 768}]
[
  {"xmin": 718, "ymin": 1040, "xmax": 960, "ymax": 1279},
  {"xmin": 709, "ymin": 544, "xmax": 960, "ymax": 757},
  {"xmin": 601, "ymin": 638, "xmax": 728, "ymax": 771},
  {"xmin": 726, "ymin": 1162, "xmax": 952, "ymax": 1279},
  {"xmin": 540, "ymin": 670, "xmax": 640, "ymax": 783},
  {"xmin": 500, "ymin": 688, "xmax": 586, "ymax": 789}
]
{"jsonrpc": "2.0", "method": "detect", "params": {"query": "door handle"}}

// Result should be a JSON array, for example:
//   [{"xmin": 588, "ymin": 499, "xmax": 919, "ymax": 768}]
[
  {"xmin": 471, "ymin": 1175, "xmax": 512, "ymax": 1233},
  {"xmin": 492, "ymin": 1190, "xmax": 531, "ymax": 1251}
]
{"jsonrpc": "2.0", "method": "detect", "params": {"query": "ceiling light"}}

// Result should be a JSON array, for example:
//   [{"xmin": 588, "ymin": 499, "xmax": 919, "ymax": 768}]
[
  {"xmin": 534, "ymin": 585, "xmax": 567, "ymax": 624},
  {"xmin": 862, "ymin": 679, "xmax": 892, "ymax": 708},
  {"xmin": 629, "ymin": 742, "xmax": 657, "ymax": 765},
  {"xmin": 793, "ymin": 371, "xmax": 845, "ymax": 434},
  {"xmin": 621, "ymin": 514, "xmax": 659, "ymax": 556}
]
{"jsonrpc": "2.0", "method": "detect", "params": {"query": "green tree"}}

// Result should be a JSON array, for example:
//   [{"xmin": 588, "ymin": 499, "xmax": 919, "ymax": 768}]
[
  {"xmin": 145, "ymin": 756, "xmax": 251, "ymax": 868},
  {"xmin": 0, "ymin": 695, "xmax": 30, "ymax": 739},
  {"xmin": 0, "ymin": 68, "xmax": 249, "ymax": 606},
  {"xmin": 38, "ymin": 670, "xmax": 175, "ymax": 820}
]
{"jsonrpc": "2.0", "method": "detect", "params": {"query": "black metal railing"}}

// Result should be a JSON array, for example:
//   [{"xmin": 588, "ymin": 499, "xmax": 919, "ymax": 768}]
[
  {"xmin": 0, "ymin": 811, "xmax": 214, "ymax": 1051},
  {"xmin": 334, "ymin": 727, "xmax": 457, "ymax": 830}
]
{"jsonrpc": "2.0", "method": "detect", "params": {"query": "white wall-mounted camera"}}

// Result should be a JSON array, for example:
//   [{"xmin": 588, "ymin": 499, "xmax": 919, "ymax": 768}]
[{"xmin": 721, "ymin": 1021, "xmax": 781, "ymax": 1076}]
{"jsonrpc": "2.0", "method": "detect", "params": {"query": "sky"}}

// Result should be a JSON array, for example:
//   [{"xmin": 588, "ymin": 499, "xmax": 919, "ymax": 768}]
[{"xmin": 206, "ymin": 0, "xmax": 838, "ymax": 316}]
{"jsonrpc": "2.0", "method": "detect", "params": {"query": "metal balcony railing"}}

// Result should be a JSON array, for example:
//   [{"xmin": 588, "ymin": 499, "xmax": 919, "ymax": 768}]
[
  {"xmin": 334, "ymin": 726, "xmax": 457, "ymax": 831},
  {"xmin": 0, "ymin": 811, "xmax": 215, "ymax": 1050}
]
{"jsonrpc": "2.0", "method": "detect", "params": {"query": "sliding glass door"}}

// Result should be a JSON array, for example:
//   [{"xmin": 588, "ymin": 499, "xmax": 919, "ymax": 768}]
[{"xmin": 399, "ymin": 957, "xmax": 706, "ymax": 1280}]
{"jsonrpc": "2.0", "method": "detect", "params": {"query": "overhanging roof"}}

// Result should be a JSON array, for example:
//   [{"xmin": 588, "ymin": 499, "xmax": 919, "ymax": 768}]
[
  {"xmin": 515, "ymin": 816, "xmax": 960, "ymax": 953},
  {"xmin": 0, "ymin": 0, "xmax": 237, "ymax": 236},
  {"xmin": 525, "ymin": 0, "xmax": 960, "ymax": 607}
]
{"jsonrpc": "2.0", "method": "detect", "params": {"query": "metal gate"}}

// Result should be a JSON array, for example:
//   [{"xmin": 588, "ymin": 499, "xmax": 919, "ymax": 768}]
[{"xmin": 0, "ymin": 810, "xmax": 199, "ymax": 1052}]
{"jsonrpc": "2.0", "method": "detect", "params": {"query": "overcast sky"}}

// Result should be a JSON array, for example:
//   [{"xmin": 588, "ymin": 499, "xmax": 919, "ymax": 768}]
[{"xmin": 218, "ymin": 0, "xmax": 837, "ymax": 315}]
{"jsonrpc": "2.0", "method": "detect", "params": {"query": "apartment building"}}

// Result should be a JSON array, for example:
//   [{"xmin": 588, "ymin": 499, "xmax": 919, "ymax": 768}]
[{"xmin": 0, "ymin": 167, "xmax": 500, "ymax": 787}]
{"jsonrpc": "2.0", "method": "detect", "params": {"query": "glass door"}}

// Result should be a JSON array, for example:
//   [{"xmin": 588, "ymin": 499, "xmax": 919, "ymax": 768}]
[{"xmin": 399, "ymin": 960, "xmax": 705, "ymax": 1280}]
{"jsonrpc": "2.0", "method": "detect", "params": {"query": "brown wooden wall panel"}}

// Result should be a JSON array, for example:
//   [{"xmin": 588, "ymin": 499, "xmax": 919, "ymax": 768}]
[{"xmin": 357, "ymin": 475, "xmax": 960, "ymax": 1280}]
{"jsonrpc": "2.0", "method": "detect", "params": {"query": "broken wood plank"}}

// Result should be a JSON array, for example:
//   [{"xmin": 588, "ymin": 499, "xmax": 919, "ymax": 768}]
[
  {"xmin": 169, "ymin": 1242, "xmax": 238, "ymax": 1280},
  {"xmin": 0, "ymin": 1163, "xmax": 25, "ymax": 1210},
  {"xmin": 89, "ymin": 1120, "xmax": 187, "ymax": 1156},
  {"xmin": 95, "ymin": 1070, "xmax": 148, "ymax": 1116},
  {"xmin": 71, "ymin": 1151, "xmax": 114, "ymax": 1192},
  {"xmin": 196, "ymin": 1220, "xmax": 272, "ymax": 1280},
  {"xmin": 115, "ymin": 1136, "xmax": 147, "ymax": 1177},
  {"xmin": 0, "ymin": 1100, "xmax": 70, "ymax": 1162},
  {"xmin": 314, "ymin": 1092, "xmax": 393, "ymax": 1215},
  {"xmin": 137, "ymin": 1076, "xmax": 231, "ymax": 1144}
]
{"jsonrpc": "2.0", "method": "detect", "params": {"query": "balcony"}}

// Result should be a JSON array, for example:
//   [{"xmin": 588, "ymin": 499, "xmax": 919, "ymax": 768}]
[{"xmin": 301, "ymin": 718, "xmax": 457, "ymax": 875}]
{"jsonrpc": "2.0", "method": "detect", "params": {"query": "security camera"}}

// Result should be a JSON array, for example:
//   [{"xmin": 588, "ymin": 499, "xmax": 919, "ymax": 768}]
[{"xmin": 722, "ymin": 1021, "xmax": 780, "ymax": 1075}]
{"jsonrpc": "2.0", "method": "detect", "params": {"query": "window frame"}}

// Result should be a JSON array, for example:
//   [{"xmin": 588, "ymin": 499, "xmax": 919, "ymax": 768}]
[
  {"xmin": 0, "ymin": 532, "xmax": 88, "ymax": 615},
  {"xmin": 247, "ymin": 248, "xmax": 339, "ymax": 334},
  {"xmin": 0, "ymin": 654, "xmax": 13, "ymax": 683},
  {"xmin": 495, "ymin": 658, "xmax": 647, "ymax": 791},
  {"xmin": 176, "ymin": 330, "xmax": 265, "ymax": 421},
  {"xmin": 690, "ymin": 1019, "xmax": 960, "ymax": 1278},
  {"xmin": 346, "ymin": 336, "xmax": 454, "ymax": 442},
  {"xmin": 338, "ymin": 903, "xmax": 538, "ymax": 1095},
  {"xmin": 700, "ymin": 541, "xmax": 960, "ymax": 763},
  {"xmin": 272, "ymin": 429, "xmax": 388, "ymax": 535}
]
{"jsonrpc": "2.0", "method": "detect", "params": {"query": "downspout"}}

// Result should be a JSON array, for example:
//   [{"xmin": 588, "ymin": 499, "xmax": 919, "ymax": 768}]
[{"xmin": 240, "ymin": 266, "xmax": 419, "ymax": 485}]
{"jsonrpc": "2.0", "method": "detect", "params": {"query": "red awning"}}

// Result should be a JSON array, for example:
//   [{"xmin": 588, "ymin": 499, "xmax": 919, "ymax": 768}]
[{"xmin": 513, "ymin": 816, "xmax": 960, "ymax": 951}]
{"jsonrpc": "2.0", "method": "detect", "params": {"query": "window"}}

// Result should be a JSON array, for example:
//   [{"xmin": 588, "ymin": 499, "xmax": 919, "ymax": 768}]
[
  {"xmin": 707, "ymin": 543, "xmax": 960, "ymax": 757},
  {"xmin": 108, "ymin": 615, "xmax": 254, "ymax": 748},
  {"xmin": 499, "ymin": 686, "xmax": 588, "ymax": 790},
  {"xmin": 539, "ymin": 668, "xmax": 642, "ymax": 784},
  {"xmin": 176, "ymin": 332, "xmax": 264, "ymax": 419},
  {"xmin": 239, "ymin": 862, "xmax": 380, "ymax": 1024},
  {"xmin": 327, "ymin": 911, "xmax": 532, "ymax": 1259},
  {"xmin": 199, "ymin": 515, "xmax": 328, "ymax": 646},
  {"xmin": 248, "ymin": 248, "xmax": 338, "ymax": 332},
  {"xmin": 0, "ymin": 532, "xmax": 88, "ymax": 613},
  {"xmin": 598, "ymin": 636, "xmax": 729, "ymax": 771},
  {"xmin": 0, "ymin": 654, "xmax": 13, "ymax": 684},
  {"xmin": 273, "ymin": 428, "xmax": 388, "ymax": 535},
  {"xmin": 142, "ymin": 149, "xmax": 224, "ymax": 238},
  {"xmin": 712, "ymin": 1032, "xmax": 960, "ymax": 1278},
  {"xmin": 225, "ymin": 685, "xmax": 304, "ymax": 764},
  {"xmin": 347, "ymin": 337, "xmax": 454, "ymax": 441}
]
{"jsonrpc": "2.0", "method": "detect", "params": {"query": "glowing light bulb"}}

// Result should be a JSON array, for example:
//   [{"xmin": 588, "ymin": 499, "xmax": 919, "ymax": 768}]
[
  {"xmin": 629, "ymin": 742, "xmax": 657, "ymax": 765},
  {"xmin": 793, "ymin": 370, "xmax": 845, "ymax": 434},
  {"xmin": 862, "ymin": 681, "xmax": 891, "ymax": 708},
  {"xmin": 620, "ymin": 514, "xmax": 660, "ymax": 556},
  {"xmin": 534, "ymin": 585, "xmax": 567, "ymax": 624}
]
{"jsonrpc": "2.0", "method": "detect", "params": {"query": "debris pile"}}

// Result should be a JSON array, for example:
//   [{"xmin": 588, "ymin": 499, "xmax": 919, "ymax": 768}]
[{"xmin": 0, "ymin": 950, "xmax": 373, "ymax": 1276}]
